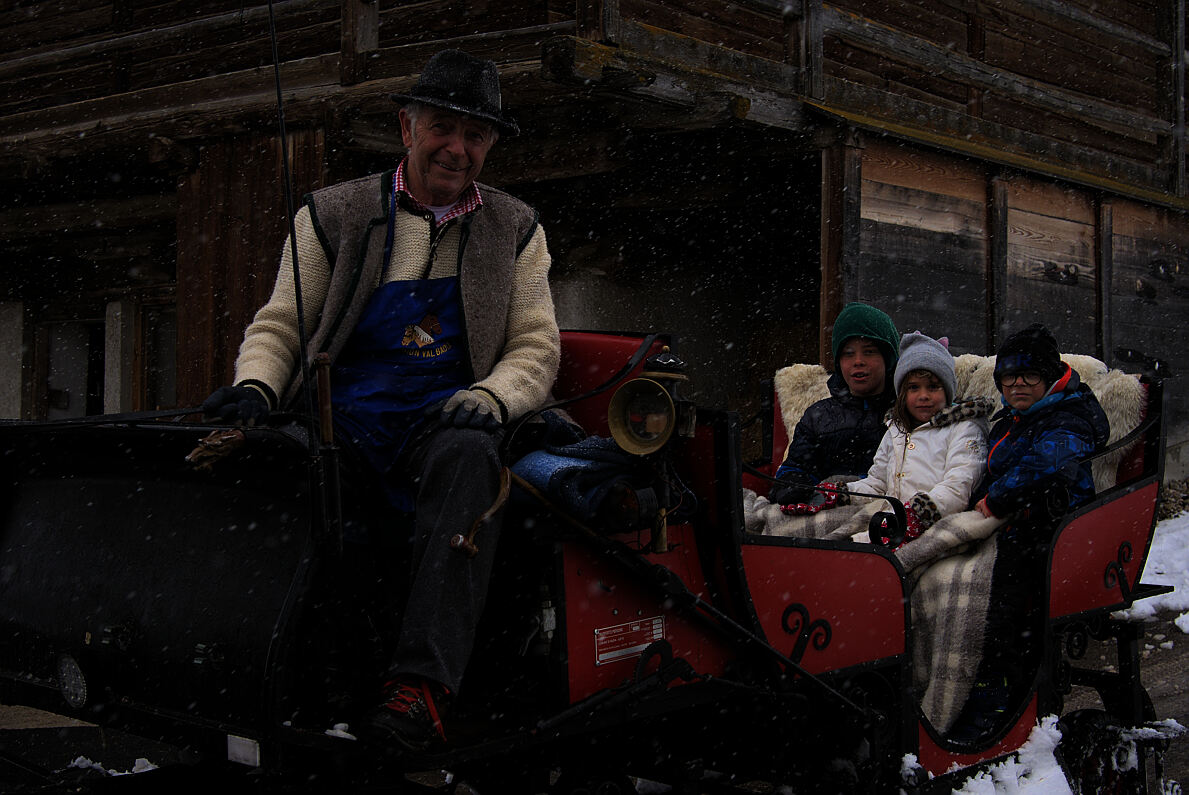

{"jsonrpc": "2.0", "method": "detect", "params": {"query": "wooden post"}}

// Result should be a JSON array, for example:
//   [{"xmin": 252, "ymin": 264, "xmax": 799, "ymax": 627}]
[
  {"xmin": 341, "ymin": 0, "xmax": 379, "ymax": 86},
  {"xmin": 819, "ymin": 134, "xmax": 862, "ymax": 367},
  {"xmin": 987, "ymin": 174, "xmax": 1009, "ymax": 353},
  {"xmin": 1172, "ymin": 0, "xmax": 1187, "ymax": 195},
  {"xmin": 800, "ymin": 0, "xmax": 823, "ymax": 100},
  {"xmin": 1096, "ymin": 198, "xmax": 1113, "ymax": 364},
  {"xmin": 576, "ymin": 0, "xmax": 620, "ymax": 43}
]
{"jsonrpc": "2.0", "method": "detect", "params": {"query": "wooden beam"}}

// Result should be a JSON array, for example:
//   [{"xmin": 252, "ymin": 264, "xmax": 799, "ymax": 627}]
[
  {"xmin": 0, "ymin": 54, "xmax": 341, "ymax": 158},
  {"xmin": 801, "ymin": 0, "xmax": 823, "ymax": 100},
  {"xmin": 1012, "ymin": 0, "xmax": 1170, "ymax": 57},
  {"xmin": 0, "ymin": 194, "xmax": 177, "ymax": 240},
  {"xmin": 340, "ymin": 0, "xmax": 379, "ymax": 86},
  {"xmin": 542, "ymin": 26, "xmax": 812, "ymax": 133},
  {"xmin": 820, "ymin": 3, "xmax": 1171, "ymax": 137},
  {"xmin": 808, "ymin": 76, "xmax": 1189, "ymax": 211},
  {"xmin": 0, "ymin": 0, "xmax": 336, "ymax": 82},
  {"xmin": 361, "ymin": 23, "xmax": 573, "ymax": 81}
]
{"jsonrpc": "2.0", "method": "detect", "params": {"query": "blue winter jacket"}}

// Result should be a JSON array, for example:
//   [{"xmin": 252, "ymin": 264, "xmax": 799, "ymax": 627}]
[{"xmin": 980, "ymin": 365, "xmax": 1110, "ymax": 518}]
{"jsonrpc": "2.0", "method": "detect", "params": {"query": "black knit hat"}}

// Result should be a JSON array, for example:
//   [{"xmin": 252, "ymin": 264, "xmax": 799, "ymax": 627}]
[
  {"xmin": 390, "ymin": 49, "xmax": 519, "ymax": 136},
  {"xmin": 994, "ymin": 323, "xmax": 1064, "ymax": 390}
]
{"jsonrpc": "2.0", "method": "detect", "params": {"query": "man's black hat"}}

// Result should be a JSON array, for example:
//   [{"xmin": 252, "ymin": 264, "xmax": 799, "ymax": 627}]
[
  {"xmin": 390, "ymin": 49, "xmax": 519, "ymax": 136},
  {"xmin": 994, "ymin": 323, "xmax": 1065, "ymax": 390}
]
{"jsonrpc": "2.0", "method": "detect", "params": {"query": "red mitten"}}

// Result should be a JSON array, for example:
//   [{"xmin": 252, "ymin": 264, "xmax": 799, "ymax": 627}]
[
  {"xmin": 779, "ymin": 483, "xmax": 843, "ymax": 515},
  {"xmin": 814, "ymin": 481, "xmax": 850, "ymax": 506}
]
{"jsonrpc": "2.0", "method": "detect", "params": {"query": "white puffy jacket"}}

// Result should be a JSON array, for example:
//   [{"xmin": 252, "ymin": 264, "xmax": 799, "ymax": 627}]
[{"xmin": 848, "ymin": 398, "xmax": 994, "ymax": 519}]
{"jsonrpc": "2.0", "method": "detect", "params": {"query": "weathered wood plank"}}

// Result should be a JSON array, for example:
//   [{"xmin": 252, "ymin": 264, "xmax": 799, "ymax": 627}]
[
  {"xmin": 365, "ymin": 24, "xmax": 572, "ymax": 81},
  {"xmin": 823, "ymin": 39, "xmax": 970, "ymax": 106},
  {"xmin": 813, "ymin": 75, "xmax": 1180, "ymax": 208},
  {"xmin": 982, "ymin": 21, "xmax": 1160, "ymax": 114},
  {"xmin": 0, "ymin": 2, "xmax": 112, "ymax": 54},
  {"xmin": 340, "ymin": 0, "xmax": 378, "ymax": 85},
  {"xmin": 0, "ymin": 194, "xmax": 176, "ymax": 239},
  {"xmin": 380, "ymin": 0, "xmax": 555, "ymax": 46},
  {"xmin": 0, "ymin": 53, "xmax": 342, "ymax": 157},
  {"xmin": 820, "ymin": 3, "xmax": 1171, "ymax": 136},
  {"xmin": 174, "ymin": 128, "xmax": 326, "ymax": 406},
  {"xmin": 829, "ymin": 0, "xmax": 967, "ymax": 49},
  {"xmin": 0, "ymin": 0, "xmax": 337, "ymax": 82},
  {"xmin": 857, "ymin": 219, "xmax": 987, "ymax": 353},
  {"xmin": 1064, "ymin": 0, "xmax": 1162, "ymax": 44},
  {"xmin": 979, "ymin": 95, "xmax": 1161, "ymax": 162},
  {"xmin": 861, "ymin": 179, "xmax": 984, "ymax": 237},
  {"xmin": 1003, "ymin": 177, "xmax": 1097, "ymax": 351},
  {"xmin": 862, "ymin": 139, "xmax": 985, "ymax": 202},
  {"xmin": 995, "ymin": 0, "xmax": 1168, "ymax": 57},
  {"xmin": 621, "ymin": 0, "xmax": 790, "ymax": 60}
]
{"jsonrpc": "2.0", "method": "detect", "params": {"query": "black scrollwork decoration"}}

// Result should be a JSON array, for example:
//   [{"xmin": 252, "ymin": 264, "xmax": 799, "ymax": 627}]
[
  {"xmin": 1103, "ymin": 542, "xmax": 1134, "ymax": 603},
  {"xmin": 781, "ymin": 603, "xmax": 832, "ymax": 664}
]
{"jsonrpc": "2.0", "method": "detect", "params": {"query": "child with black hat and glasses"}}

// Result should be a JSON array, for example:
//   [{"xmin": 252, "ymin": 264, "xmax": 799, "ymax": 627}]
[{"xmin": 949, "ymin": 323, "xmax": 1110, "ymax": 743}]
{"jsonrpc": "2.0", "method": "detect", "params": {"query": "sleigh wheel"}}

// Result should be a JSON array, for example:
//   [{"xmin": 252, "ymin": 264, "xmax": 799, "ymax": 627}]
[{"xmin": 1057, "ymin": 709, "xmax": 1145, "ymax": 795}]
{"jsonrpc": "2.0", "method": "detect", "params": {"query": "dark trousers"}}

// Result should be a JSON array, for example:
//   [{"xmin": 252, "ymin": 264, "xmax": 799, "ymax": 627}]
[
  {"xmin": 387, "ymin": 425, "xmax": 503, "ymax": 692},
  {"xmin": 977, "ymin": 529, "xmax": 1047, "ymax": 685}
]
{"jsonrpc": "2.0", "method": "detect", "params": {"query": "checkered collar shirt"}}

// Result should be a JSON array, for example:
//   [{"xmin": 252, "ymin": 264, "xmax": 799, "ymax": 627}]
[{"xmin": 394, "ymin": 158, "xmax": 483, "ymax": 225}]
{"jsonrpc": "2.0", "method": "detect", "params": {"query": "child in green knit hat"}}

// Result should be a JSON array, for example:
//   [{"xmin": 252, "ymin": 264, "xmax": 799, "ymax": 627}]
[{"xmin": 769, "ymin": 302, "xmax": 899, "ymax": 505}]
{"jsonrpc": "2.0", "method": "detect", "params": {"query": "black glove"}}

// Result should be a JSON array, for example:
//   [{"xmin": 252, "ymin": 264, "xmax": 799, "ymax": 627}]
[
  {"xmin": 436, "ymin": 389, "xmax": 501, "ymax": 431},
  {"xmin": 202, "ymin": 385, "xmax": 271, "ymax": 426},
  {"xmin": 768, "ymin": 477, "xmax": 814, "ymax": 506}
]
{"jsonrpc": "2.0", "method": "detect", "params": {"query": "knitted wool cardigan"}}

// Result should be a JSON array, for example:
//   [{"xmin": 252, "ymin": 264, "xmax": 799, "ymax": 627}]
[{"xmin": 234, "ymin": 171, "xmax": 560, "ymax": 422}]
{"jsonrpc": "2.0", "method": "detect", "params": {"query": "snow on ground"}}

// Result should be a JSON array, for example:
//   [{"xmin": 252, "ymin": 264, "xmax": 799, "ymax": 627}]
[{"xmin": 1115, "ymin": 510, "xmax": 1189, "ymax": 627}]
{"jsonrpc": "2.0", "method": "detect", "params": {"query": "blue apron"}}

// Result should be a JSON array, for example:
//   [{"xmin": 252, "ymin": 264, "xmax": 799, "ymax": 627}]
[{"xmin": 331, "ymin": 191, "xmax": 469, "ymax": 511}]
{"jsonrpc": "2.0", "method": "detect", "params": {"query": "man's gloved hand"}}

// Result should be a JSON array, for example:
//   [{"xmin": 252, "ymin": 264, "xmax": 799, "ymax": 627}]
[
  {"xmin": 202, "ymin": 385, "xmax": 271, "ymax": 426},
  {"xmin": 768, "ymin": 477, "xmax": 813, "ymax": 506},
  {"xmin": 438, "ymin": 389, "xmax": 501, "ymax": 431}
]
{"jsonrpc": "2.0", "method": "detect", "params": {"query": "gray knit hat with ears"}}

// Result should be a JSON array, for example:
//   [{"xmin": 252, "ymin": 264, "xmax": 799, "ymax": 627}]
[{"xmin": 893, "ymin": 332, "xmax": 956, "ymax": 402}]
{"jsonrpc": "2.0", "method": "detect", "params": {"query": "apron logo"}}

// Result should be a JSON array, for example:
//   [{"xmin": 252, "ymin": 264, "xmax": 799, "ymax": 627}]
[{"xmin": 402, "ymin": 314, "xmax": 443, "ymax": 348}]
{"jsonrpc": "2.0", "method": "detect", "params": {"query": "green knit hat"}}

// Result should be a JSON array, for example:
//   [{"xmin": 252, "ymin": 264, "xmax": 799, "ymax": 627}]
[{"xmin": 830, "ymin": 302, "xmax": 899, "ymax": 368}]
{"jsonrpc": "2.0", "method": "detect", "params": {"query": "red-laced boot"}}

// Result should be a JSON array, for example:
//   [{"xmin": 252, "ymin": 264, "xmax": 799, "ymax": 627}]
[{"xmin": 368, "ymin": 677, "xmax": 449, "ymax": 752}]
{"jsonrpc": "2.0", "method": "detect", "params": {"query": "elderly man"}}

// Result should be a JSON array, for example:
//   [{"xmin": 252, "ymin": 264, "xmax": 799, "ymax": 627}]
[{"xmin": 202, "ymin": 49, "xmax": 560, "ymax": 751}]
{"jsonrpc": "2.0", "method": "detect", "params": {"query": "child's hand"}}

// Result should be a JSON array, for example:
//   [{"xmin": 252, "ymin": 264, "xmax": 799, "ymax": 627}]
[{"xmin": 974, "ymin": 496, "xmax": 995, "ymax": 518}]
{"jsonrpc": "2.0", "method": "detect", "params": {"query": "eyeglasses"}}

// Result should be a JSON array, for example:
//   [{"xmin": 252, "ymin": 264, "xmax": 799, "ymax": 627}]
[{"xmin": 997, "ymin": 371, "xmax": 1043, "ymax": 387}]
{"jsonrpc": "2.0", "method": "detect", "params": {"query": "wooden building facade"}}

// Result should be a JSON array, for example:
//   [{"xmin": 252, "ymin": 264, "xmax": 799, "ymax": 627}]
[{"xmin": 1, "ymin": 0, "xmax": 1187, "ymax": 476}]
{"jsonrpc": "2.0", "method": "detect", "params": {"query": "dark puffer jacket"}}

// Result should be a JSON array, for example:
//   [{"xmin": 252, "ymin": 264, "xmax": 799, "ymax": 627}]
[
  {"xmin": 769, "ymin": 370, "xmax": 896, "ymax": 504},
  {"xmin": 978, "ymin": 364, "xmax": 1110, "ymax": 518}
]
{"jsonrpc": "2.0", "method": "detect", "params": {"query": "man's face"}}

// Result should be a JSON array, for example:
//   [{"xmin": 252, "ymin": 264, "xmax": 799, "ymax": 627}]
[
  {"xmin": 399, "ymin": 106, "xmax": 496, "ymax": 206},
  {"xmin": 837, "ymin": 338, "xmax": 887, "ymax": 397}
]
